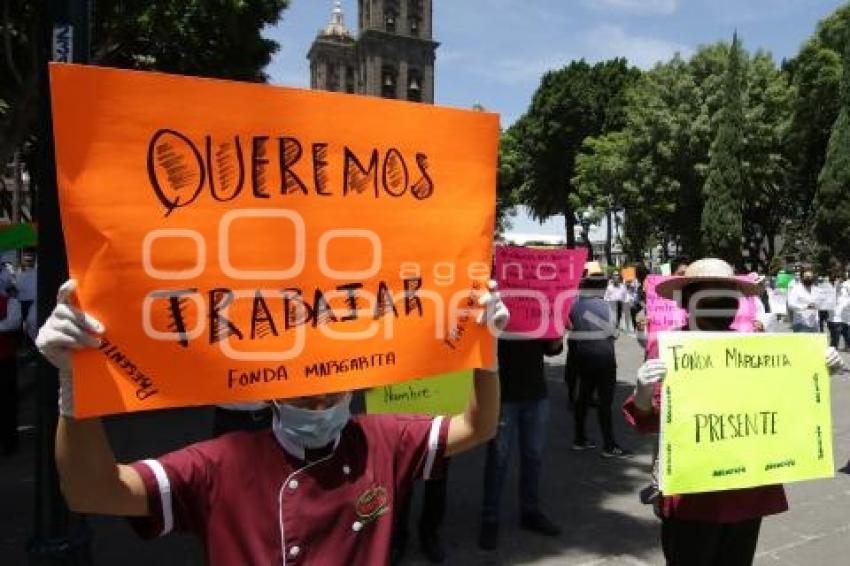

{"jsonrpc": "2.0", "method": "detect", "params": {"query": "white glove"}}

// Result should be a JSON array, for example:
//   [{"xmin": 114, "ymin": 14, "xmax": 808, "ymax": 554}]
[
  {"xmin": 477, "ymin": 280, "xmax": 510, "ymax": 332},
  {"xmin": 475, "ymin": 280, "xmax": 509, "ymax": 373},
  {"xmin": 634, "ymin": 359, "xmax": 667, "ymax": 412},
  {"xmin": 35, "ymin": 280, "xmax": 104, "ymax": 417},
  {"xmin": 825, "ymin": 346, "xmax": 845, "ymax": 374}
]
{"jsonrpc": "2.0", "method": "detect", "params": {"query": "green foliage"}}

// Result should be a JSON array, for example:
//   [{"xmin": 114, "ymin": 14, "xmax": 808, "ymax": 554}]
[
  {"xmin": 92, "ymin": 1, "xmax": 288, "ymax": 81},
  {"xmin": 741, "ymin": 51, "xmax": 794, "ymax": 265},
  {"xmin": 568, "ymin": 40, "xmax": 791, "ymax": 269},
  {"xmin": 0, "ymin": 0, "xmax": 43, "ymax": 170},
  {"xmin": 785, "ymin": 4, "xmax": 849, "ymax": 245},
  {"xmin": 618, "ymin": 55, "xmax": 706, "ymax": 257},
  {"xmin": 786, "ymin": 48, "xmax": 842, "ymax": 218},
  {"xmin": 573, "ymin": 132, "xmax": 630, "ymax": 212},
  {"xmin": 814, "ymin": 34, "xmax": 850, "ymax": 265},
  {"xmin": 516, "ymin": 58, "xmax": 640, "ymax": 245},
  {"xmin": 572, "ymin": 131, "xmax": 633, "ymax": 260},
  {"xmin": 1, "ymin": 0, "xmax": 289, "ymax": 177},
  {"xmin": 701, "ymin": 34, "xmax": 745, "ymax": 266},
  {"xmin": 496, "ymin": 126, "xmax": 523, "ymax": 233},
  {"xmin": 506, "ymin": 3, "xmax": 849, "ymax": 266}
]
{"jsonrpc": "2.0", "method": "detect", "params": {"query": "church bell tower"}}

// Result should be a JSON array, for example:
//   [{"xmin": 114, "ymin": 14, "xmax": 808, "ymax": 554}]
[{"xmin": 308, "ymin": 1, "xmax": 438, "ymax": 104}]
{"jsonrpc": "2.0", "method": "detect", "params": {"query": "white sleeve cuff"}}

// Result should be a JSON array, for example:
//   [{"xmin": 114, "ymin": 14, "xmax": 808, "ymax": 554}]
[
  {"xmin": 422, "ymin": 416, "xmax": 444, "ymax": 480},
  {"xmin": 142, "ymin": 459, "xmax": 174, "ymax": 536}
]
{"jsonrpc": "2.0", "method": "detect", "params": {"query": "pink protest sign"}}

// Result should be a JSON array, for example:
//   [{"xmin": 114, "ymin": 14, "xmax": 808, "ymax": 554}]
[
  {"xmin": 495, "ymin": 246, "xmax": 587, "ymax": 338},
  {"xmin": 644, "ymin": 275, "xmax": 758, "ymax": 358},
  {"xmin": 645, "ymin": 275, "xmax": 687, "ymax": 358}
]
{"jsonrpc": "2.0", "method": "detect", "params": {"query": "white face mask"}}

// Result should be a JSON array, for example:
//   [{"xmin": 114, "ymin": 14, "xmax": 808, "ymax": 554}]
[{"xmin": 271, "ymin": 393, "xmax": 352, "ymax": 450}]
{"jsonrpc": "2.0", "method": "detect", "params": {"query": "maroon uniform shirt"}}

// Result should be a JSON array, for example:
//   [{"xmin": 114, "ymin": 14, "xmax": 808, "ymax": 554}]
[{"xmin": 128, "ymin": 414, "xmax": 450, "ymax": 565}]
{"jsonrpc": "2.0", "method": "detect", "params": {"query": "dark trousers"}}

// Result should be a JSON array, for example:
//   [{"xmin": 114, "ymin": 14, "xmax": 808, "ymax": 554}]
[
  {"xmin": 481, "ymin": 399, "xmax": 548, "ymax": 523},
  {"xmin": 211, "ymin": 406, "xmax": 273, "ymax": 437},
  {"xmin": 630, "ymin": 303, "xmax": 641, "ymax": 329},
  {"xmin": 818, "ymin": 310, "xmax": 830, "ymax": 332},
  {"xmin": 394, "ymin": 473, "xmax": 448, "ymax": 542},
  {"xmin": 0, "ymin": 357, "xmax": 18, "ymax": 453},
  {"xmin": 564, "ymin": 342, "xmax": 579, "ymax": 405},
  {"xmin": 661, "ymin": 517, "xmax": 762, "ymax": 566},
  {"xmin": 614, "ymin": 301, "xmax": 624, "ymax": 329},
  {"xmin": 574, "ymin": 356, "xmax": 616, "ymax": 450},
  {"xmin": 828, "ymin": 321, "xmax": 850, "ymax": 349}
]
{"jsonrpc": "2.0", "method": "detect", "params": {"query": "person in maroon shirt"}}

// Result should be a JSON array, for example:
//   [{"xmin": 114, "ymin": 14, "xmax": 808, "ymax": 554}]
[
  {"xmin": 623, "ymin": 258, "xmax": 844, "ymax": 566},
  {"xmin": 37, "ymin": 280, "xmax": 509, "ymax": 566}
]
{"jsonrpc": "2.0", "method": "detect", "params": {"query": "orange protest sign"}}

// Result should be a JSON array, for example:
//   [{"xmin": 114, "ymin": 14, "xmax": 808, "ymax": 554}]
[{"xmin": 49, "ymin": 64, "xmax": 498, "ymax": 418}]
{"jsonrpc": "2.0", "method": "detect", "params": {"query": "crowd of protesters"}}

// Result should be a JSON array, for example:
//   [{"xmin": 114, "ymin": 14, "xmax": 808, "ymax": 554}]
[
  {"xmin": 0, "ymin": 248, "xmax": 37, "ymax": 456},
  {"xmin": 18, "ymin": 252, "xmax": 845, "ymax": 566}
]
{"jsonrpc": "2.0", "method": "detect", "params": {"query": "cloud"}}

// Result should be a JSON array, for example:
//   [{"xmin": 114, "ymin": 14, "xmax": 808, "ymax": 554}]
[
  {"xmin": 582, "ymin": 24, "xmax": 692, "ymax": 69},
  {"xmin": 479, "ymin": 54, "xmax": 575, "ymax": 85},
  {"xmin": 460, "ymin": 25, "xmax": 691, "ymax": 87},
  {"xmin": 582, "ymin": 0, "xmax": 679, "ymax": 15}
]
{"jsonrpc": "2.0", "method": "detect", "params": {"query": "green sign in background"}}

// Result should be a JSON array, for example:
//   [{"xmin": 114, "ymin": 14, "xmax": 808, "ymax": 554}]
[
  {"xmin": 365, "ymin": 370, "xmax": 473, "ymax": 416},
  {"xmin": 776, "ymin": 271, "xmax": 794, "ymax": 289},
  {"xmin": 658, "ymin": 332, "xmax": 834, "ymax": 495}
]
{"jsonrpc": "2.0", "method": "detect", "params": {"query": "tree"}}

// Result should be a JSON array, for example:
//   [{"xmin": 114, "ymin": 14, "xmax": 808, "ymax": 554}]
[
  {"xmin": 1, "ymin": 0, "xmax": 42, "ymax": 175},
  {"xmin": 601, "ymin": 40, "xmax": 791, "ymax": 268},
  {"xmin": 495, "ymin": 123, "xmax": 524, "ymax": 234},
  {"xmin": 814, "ymin": 33, "xmax": 850, "ymax": 267},
  {"xmin": 701, "ymin": 33, "xmax": 746, "ymax": 266},
  {"xmin": 516, "ymin": 58, "xmax": 640, "ymax": 246},
  {"xmin": 1, "ymin": 0, "xmax": 290, "ymax": 182},
  {"xmin": 614, "ymin": 55, "xmax": 705, "ymax": 258},
  {"xmin": 740, "ymin": 50, "xmax": 794, "ymax": 269},
  {"xmin": 785, "ymin": 41, "xmax": 842, "ymax": 220},
  {"xmin": 784, "ymin": 4, "xmax": 850, "ymax": 257},
  {"xmin": 572, "ymin": 132, "xmax": 631, "ymax": 263}
]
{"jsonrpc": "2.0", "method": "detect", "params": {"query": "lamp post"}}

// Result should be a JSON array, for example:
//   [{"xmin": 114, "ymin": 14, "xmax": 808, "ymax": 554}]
[{"xmin": 27, "ymin": 0, "xmax": 92, "ymax": 564}]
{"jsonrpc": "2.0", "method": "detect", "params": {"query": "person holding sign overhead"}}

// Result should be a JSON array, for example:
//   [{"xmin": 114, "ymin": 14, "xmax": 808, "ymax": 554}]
[
  {"xmin": 38, "ymin": 280, "xmax": 509, "ymax": 566},
  {"xmin": 623, "ymin": 258, "xmax": 844, "ymax": 566}
]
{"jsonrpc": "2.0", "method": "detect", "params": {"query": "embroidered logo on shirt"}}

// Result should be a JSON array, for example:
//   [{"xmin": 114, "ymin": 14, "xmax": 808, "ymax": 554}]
[{"xmin": 355, "ymin": 486, "xmax": 390, "ymax": 525}]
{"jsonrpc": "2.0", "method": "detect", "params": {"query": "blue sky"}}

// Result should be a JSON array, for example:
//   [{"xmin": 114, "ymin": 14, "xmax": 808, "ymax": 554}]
[
  {"xmin": 265, "ymin": 0, "xmax": 847, "ymax": 126},
  {"xmin": 263, "ymin": 0, "xmax": 848, "ymax": 239}
]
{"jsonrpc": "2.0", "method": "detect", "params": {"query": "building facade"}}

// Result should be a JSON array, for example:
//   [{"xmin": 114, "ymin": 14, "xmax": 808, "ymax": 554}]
[{"xmin": 307, "ymin": 1, "xmax": 437, "ymax": 104}]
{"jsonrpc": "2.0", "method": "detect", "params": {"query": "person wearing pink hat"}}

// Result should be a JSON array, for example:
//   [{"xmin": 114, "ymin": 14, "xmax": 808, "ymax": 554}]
[{"xmin": 623, "ymin": 258, "xmax": 844, "ymax": 566}]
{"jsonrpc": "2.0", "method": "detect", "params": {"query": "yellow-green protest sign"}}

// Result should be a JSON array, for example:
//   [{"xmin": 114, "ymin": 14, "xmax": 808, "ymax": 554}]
[
  {"xmin": 365, "ymin": 370, "xmax": 472, "ymax": 416},
  {"xmin": 658, "ymin": 331, "xmax": 834, "ymax": 495}
]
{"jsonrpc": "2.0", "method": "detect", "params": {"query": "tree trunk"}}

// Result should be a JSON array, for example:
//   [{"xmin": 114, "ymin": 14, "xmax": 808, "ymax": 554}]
[
  {"xmin": 565, "ymin": 206, "xmax": 576, "ymax": 248},
  {"xmin": 605, "ymin": 209, "xmax": 613, "ymax": 266}
]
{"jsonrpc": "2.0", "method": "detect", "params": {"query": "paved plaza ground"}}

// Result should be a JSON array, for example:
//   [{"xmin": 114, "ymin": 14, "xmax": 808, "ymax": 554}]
[{"xmin": 2, "ymin": 330, "xmax": 849, "ymax": 565}]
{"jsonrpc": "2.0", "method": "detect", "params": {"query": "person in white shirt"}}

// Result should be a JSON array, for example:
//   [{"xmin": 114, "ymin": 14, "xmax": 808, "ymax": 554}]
[
  {"xmin": 605, "ymin": 275, "xmax": 629, "ymax": 331},
  {"xmin": 751, "ymin": 274, "xmax": 778, "ymax": 332},
  {"xmin": 787, "ymin": 267, "xmax": 820, "ymax": 333}
]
